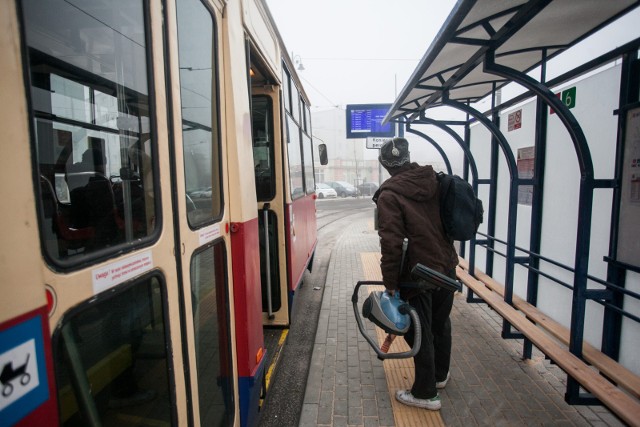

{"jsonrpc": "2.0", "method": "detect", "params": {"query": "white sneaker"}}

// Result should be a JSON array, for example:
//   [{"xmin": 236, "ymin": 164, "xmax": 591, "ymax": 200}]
[
  {"xmin": 436, "ymin": 372, "xmax": 450, "ymax": 389},
  {"xmin": 395, "ymin": 389, "xmax": 441, "ymax": 410}
]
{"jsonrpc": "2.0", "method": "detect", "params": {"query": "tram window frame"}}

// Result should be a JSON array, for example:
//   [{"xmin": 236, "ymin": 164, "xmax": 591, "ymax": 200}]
[
  {"xmin": 21, "ymin": 0, "xmax": 160, "ymax": 270},
  {"xmin": 252, "ymin": 95, "xmax": 276, "ymax": 201},
  {"xmin": 177, "ymin": 0, "xmax": 224, "ymax": 229},
  {"xmin": 51, "ymin": 272, "xmax": 177, "ymax": 426},
  {"xmin": 190, "ymin": 240, "xmax": 235, "ymax": 426}
]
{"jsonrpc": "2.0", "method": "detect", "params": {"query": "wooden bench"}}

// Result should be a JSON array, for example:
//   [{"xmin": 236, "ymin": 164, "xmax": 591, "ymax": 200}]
[{"xmin": 456, "ymin": 259, "xmax": 640, "ymax": 427}]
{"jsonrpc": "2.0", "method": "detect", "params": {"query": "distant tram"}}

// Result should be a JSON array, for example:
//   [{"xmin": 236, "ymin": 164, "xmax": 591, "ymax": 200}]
[{"xmin": 0, "ymin": 0, "xmax": 324, "ymax": 425}]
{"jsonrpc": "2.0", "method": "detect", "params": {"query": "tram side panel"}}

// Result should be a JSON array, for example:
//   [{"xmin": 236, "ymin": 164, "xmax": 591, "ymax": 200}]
[
  {"xmin": 14, "ymin": 0, "xmax": 234, "ymax": 425},
  {"xmin": 0, "ymin": 2, "xmax": 316, "ymax": 427},
  {"xmin": 0, "ymin": 3, "xmax": 58, "ymax": 424},
  {"xmin": 285, "ymin": 196, "xmax": 317, "ymax": 293},
  {"xmin": 283, "ymin": 115, "xmax": 318, "ymax": 298}
]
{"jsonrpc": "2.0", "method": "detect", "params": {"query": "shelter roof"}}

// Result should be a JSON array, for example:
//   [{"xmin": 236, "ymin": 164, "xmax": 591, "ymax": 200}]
[{"xmin": 384, "ymin": 0, "xmax": 639, "ymax": 124}]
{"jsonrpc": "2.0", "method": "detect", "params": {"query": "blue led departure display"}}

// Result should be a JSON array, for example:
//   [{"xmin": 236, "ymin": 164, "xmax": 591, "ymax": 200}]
[{"xmin": 346, "ymin": 103, "xmax": 397, "ymax": 139}]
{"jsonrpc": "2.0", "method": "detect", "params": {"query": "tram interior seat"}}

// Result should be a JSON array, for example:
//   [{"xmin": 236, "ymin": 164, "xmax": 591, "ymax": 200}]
[
  {"xmin": 40, "ymin": 175, "xmax": 95, "ymax": 245},
  {"xmin": 40, "ymin": 173, "xmax": 122, "ymax": 254},
  {"xmin": 67, "ymin": 172, "xmax": 113, "ymax": 221},
  {"xmin": 68, "ymin": 171, "xmax": 121, "ymax": 247}
]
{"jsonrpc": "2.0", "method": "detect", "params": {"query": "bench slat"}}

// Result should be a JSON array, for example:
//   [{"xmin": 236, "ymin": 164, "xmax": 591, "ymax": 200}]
[
  {"xmin": 457, "ymin": 267, "xmax": 640, "ymax": 427},
  {"xmin": 458, "ymin": 258, "xmax": 640, "ymax": 400},
  {"xmin": 477, "ymin": 268, "xmax": 640, "ymax": 400}
]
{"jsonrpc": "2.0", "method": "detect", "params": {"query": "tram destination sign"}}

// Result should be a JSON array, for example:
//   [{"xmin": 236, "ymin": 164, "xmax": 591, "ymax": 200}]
[{"xmin": 346, "ymin": 103, "xmax": 399, "ymax": 139}]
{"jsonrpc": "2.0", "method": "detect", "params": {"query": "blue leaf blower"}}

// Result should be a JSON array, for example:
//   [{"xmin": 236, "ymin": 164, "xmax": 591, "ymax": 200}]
[{"xmin": 352, "ymin": 281, "xmax": 421, "ymax": 360}]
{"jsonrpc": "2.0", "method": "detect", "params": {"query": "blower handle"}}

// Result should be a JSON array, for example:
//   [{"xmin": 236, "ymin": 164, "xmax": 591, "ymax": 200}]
[
  {"xmin": 352, "ymin": 281, "xmax": 422, "ymax": 361},
  {"xmin": 410, "ymin": 263, "xmax": 462, "ymax": 293}
]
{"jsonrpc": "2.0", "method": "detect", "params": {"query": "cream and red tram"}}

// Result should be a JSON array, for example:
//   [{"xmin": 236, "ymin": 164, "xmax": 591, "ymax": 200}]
[{"xmin": 0, "ymin": 0, "xmax": 320, "ymax": 425}]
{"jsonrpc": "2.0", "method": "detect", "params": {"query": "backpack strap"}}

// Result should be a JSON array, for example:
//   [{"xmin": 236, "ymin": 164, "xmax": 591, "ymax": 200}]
[{"xmin": 372, "ymin": 186, "xmax": 383, "ymax": 204}]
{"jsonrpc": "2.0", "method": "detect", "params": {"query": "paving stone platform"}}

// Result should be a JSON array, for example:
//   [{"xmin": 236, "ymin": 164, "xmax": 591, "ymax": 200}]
[{"xmin": 299, "ymin": 212, "xmax": 625, "ymax": 427}]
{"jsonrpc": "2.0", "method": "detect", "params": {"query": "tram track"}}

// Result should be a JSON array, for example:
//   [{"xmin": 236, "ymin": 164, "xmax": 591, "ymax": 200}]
[{"xmin": 316, "ymin": 200, "xmax": 375, "ymax": 231}]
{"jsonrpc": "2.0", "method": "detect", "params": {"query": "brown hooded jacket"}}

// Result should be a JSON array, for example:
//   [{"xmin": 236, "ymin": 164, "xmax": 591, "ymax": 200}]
[{"xmin": 374, "ymin": 163, "xmax": 458, "ymax": 299}]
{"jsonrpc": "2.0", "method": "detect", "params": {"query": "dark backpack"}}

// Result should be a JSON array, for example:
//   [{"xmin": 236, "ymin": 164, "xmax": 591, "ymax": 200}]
[{"xmin": 436, "ymin": 172, "xmax": 484, "ymax": 241}]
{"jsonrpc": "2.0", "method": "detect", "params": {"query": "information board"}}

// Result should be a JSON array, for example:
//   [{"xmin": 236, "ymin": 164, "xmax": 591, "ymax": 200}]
[{"xmin": 346, "ymin": 103, "xmax": 400, "ymax": 139}]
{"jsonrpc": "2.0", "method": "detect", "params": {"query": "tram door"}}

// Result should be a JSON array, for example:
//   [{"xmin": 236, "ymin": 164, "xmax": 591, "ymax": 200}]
[
  {"xmin": 17, "ymin": 1, "xmax": 188, "ymax": 426},
  {"xmin": 251, "ymin": 65, "xmax": 291, "ymax": 327},
  {"xmin": 9, "ymin": 0, "xmax": 239, "ymax": 425},
  {"xmin": 172, "ymin": 0, "xmax": 236, "ymax": 425}
]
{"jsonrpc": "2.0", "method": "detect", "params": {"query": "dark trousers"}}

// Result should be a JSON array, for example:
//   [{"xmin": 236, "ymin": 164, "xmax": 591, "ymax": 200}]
[{"xmin": 403, "ymin": 288, "xmax": 454, "ymax": 399}]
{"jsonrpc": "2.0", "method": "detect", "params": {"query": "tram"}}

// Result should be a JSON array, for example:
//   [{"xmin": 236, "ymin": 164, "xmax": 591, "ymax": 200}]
[{"xmin": 0, "ymin": 0, "xmax": 324, "ymax": 426}]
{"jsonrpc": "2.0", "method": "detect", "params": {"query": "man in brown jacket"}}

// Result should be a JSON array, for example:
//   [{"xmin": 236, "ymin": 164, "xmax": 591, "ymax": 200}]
[{"xmin": 373, "ymin": 137, "xmax": 458, "ymax": 410}]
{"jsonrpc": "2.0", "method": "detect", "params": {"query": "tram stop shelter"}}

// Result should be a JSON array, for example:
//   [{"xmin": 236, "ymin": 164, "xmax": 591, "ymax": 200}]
[{"xmin": 383, "ymin": 1, "xmax": 640, "ymax": 425}]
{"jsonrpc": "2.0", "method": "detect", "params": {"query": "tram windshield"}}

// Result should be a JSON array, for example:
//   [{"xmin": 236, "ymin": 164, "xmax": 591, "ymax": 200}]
[{"xmin": 22, "ymin": 0, "xmax": 157, "ymax": 265}]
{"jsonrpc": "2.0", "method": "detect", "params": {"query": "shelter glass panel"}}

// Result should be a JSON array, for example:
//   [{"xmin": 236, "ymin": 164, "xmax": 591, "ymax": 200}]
[
  {"xmin": 177, "ymin": 0, "xmax": 222, "ymax": 227},
  {"xmin": 53, "ymin": 276, "xmax": 172, "ymax": 426},
  {"xmin": 22, "ymin": 0, "xmax": 156, "ymax": 266}
]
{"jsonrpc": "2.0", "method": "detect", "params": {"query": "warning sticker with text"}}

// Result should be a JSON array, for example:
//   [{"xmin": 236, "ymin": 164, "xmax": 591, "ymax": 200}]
[{"xmin": 92, "ymin": 251, "xmax": 154, "ymax": 294}]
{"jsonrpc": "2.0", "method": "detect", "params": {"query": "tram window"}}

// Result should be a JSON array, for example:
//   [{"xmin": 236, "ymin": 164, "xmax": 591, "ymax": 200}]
[
  {"xmin": 190, "ymin": 243, "xmax": 234, "ymax": 426},
  {"xmin": 286, "ymin": 116, "xmax": 304, "ymax": 199},
  {"xmin": 291, "ymin": 86, "xmax": 301, "ymax": 124},
  {"xmin": 53, "ymin": 277, "xmax": 172, "ymax": 426},
  {"xmin": 22, "ymin": 0, "xmax": 157, "ymax": 266},
  {"xmin": 303, "ymin": 103, "xmax": 312, "ymax": 134},
  {"xmin": 302, "ymin": 133, "xmax": 315, "ymax": 194},
  {"xmin": 282, "ymin": 68, "xmax": 291, "ymax": 114},
  {"xmin": 177, "ymin": 0, "xmax": 222, "ymax": 227},
  {"xmin": 252, "ymin": 96, "xmax": 275, "ymax": 201}
]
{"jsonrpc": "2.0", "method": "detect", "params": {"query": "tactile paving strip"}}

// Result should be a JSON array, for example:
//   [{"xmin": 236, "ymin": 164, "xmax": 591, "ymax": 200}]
[{"xmin": 360, "ymin": 252, "xmax": 445, "ymax": 427}]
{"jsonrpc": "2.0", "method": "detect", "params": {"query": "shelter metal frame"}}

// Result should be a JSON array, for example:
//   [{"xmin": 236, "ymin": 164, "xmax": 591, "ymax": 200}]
[{"xmin": 384, "ymin": 0, "xmax": 640, "ymax": 406}]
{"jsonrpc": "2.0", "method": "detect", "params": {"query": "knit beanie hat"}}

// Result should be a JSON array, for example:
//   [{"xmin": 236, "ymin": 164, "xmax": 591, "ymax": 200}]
[{"xmin": 378, "ymin": 137, "xmax": 410, "ymax": 168}]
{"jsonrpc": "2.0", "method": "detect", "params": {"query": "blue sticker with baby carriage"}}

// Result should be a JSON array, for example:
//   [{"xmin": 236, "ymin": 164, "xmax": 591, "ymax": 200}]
[{"xmin": 0, "ymin": 315, "xmax": 49, "ymax": 427}]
